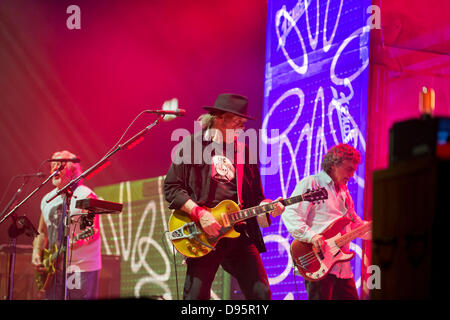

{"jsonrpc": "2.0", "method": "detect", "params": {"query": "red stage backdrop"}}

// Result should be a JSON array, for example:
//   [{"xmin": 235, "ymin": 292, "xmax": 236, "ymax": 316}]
[
  {"xmin": 0, "ymin": 0, "xmax": 449, "ymax": 300},
  {"xmin": 364, "ymin": 0, "xmax": 450, "ymax": 298},
  {"xmin": 0, "ymin": 0, "xmax": 267, "ymax": 244}
]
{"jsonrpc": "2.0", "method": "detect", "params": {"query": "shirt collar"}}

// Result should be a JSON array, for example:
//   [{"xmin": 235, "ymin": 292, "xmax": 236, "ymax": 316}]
[
  {"xmin": 318, "ymin": 170, "xmax": 349, "ymax": 192},
  {"xmin": 204, "ymin": 127, "xmax": 223, "ymax": 143},
  {"xmin": 317, "ymin": 170, "xmax": 333, "ymax": 185}
]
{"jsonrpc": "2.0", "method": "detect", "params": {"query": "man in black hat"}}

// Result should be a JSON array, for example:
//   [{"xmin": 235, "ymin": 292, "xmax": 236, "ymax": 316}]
[{"xmin": 164, "ymin": 93, "xmax": 284, "ymax": 300}]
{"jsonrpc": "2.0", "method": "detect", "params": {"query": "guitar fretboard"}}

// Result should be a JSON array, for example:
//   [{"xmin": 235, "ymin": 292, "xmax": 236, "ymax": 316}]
[
  {"xmin": 335, "ymin": 221, "xmax": 372, "ymax": 248},
  {"xmin": 227, "ymin": 194, "xmax": 305, "ymax": 223}
]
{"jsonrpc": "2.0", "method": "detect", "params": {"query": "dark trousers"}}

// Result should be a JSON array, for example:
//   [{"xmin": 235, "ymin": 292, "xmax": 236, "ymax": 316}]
[
  {"xmin": 305, "ymin": 274, "xmax": 359, "ymax": 300},
  {"xmin": 46, "ymin": 269, "xmax": 100, "ymax": 300},
  {"xmin": 183, "ymin": 236, "xmax": 271, "ymax": 300}
]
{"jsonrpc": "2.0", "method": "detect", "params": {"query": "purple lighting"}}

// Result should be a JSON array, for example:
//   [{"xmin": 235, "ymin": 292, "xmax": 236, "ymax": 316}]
[{"xmin": 261, "ymin": 0, "xmax": 371, "ymax": 300}]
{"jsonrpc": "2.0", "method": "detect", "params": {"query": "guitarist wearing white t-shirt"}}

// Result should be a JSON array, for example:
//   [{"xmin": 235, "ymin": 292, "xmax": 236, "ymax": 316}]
[{"xmin": 31, "ymin": 150, "xmax": 102, "ymax": 300}]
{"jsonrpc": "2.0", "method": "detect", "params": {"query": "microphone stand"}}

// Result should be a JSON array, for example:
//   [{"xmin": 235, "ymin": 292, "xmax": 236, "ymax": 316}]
[
  {"xmin": 0, "ymin": 178, "xmax": 27, "ymax": 301},
  {"xmin": 46, "ymin": 115, "xmax": 164, "ymax": 300},
  {"xmin": 0, "ymin": 172, "xmax": 58, "ymax": 300},
  {"xmin": 0, "ymin": 168, "xmax": 63, "ymax": 225}
]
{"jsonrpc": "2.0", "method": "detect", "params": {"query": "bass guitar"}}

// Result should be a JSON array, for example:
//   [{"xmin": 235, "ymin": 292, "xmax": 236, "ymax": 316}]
[
  {"xmin": 290, "ymin": 217, "xmax": 372, "ymax": 282},
  {"xmin": 168, "ymin": 188, "xmax": 328, "ymax": 258},
  {"xmin": 34, "ymin": 227, "xmax": 94, "ymax": 291}
]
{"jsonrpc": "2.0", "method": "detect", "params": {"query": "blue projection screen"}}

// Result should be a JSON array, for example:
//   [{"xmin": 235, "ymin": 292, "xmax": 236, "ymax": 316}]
[{"xmin": 261, "ymin": 0, "xmax": 370, "ymax": 300}]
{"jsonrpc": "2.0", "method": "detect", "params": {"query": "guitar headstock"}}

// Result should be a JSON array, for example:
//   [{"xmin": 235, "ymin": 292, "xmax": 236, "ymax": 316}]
[
  {"xmin": 302, "ymin": 187, "xmax": 328, "ymax": 203},
  {"xmin": 77, "ymin": 227, "xmax": 94, "ymax": 240}
]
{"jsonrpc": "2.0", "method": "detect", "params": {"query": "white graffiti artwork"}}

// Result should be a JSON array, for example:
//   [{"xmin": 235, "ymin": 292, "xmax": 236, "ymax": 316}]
[
  {"xmin": 98, "ymin": 177, "xmax": 225, "ymax": 299},
  {"xmin": 99, "ymin": 177, "xmax": 172, "ymax": 299},
  {"xmin": 262, "ymin": 0, "xmax": 371, "ymax": 299}
]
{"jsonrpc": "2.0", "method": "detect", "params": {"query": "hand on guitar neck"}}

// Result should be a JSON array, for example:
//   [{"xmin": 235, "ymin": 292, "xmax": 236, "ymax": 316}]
[
  {"xmin": 186, "ymin": 198, "xmax": 285, "ymax": 238},
  {"xmin": 169, "ymin": 188, "xmax": 328, "ymax": 258},
  {"xmin": 260, "ymin": 197, "xmax": 285, "ymax": 218}
]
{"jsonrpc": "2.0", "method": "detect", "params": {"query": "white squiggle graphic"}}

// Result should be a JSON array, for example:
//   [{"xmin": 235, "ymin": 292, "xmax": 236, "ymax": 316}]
[
  {"xmin": 130, "ymin": 200, "xmax": 170, "ymax": 280},
  {"xmin": 135, "ymin": 278, "xmax": 171, "ymax": 299},
  {"xmin": 264, "ymin": 234, "xmax": 293, "ymax": 286},
  {"xmin": 263, "ymin": 1, "xmax": 370, "ymax": 298},
  {"xmin": 262, "ymin": 88, "xmax": 304, "ymax": 204},
  {"xmin": 275, "ymin": 6, "xmax": 308, "ymax": 74},
  {"xmin": 330, "ymin": 26, "xmax": 370, "ymax": 86},
  {"xmin": 323, "ymin": 0, "xmax": 343, "ymax": 52},
  {"xmin": 158, "ymin": 176, "xmax": 172, "ymax": 251},
  {"xmin": 99, "ymin": 179, "xmax": 174, "ymax": 299},
  {"xmin": 284, "ymin": 292, "xmax": 295, "ymax": 300},
  {"xmin": 305, "ymin": 0, "xmax": 319, "ymax": 50}
]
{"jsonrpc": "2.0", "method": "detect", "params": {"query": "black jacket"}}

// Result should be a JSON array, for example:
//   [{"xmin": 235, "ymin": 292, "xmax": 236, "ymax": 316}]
[{"xmin": 163, "ymin": 130, "xmax": 269, "ymax": 253}]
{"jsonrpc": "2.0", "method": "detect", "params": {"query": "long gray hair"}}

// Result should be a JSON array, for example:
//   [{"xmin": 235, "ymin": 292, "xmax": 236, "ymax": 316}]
[{"xmin": 197, "ymin": 111, "xmax": 225, "ymax": 129}]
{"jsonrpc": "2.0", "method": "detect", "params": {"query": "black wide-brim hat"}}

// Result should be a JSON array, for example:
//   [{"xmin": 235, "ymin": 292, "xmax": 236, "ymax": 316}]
[{"xmin": 203, "ymin": 93, "xmax": 255, "ymax": 120}]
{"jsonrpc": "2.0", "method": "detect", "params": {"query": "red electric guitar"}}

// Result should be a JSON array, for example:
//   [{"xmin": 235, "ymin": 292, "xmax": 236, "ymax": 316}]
[{"xmin": 291, "ymin": 217, "xmax": 372, "ymax": 282}]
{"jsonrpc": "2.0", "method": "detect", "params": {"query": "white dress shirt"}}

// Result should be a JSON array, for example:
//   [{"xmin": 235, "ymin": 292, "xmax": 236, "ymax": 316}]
[{"xmin": 282, "ymin": 170, "xmax": 363, "ymax": 279}]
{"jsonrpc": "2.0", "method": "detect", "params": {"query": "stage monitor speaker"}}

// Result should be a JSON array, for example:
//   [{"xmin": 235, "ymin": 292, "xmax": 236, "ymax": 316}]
[
  {"xmin": 389, "ymin": 117, "xmax": 450, "ymax": 166},
  {"xmin": 371, "ymin": 157, "xmax": 449, "ymax": 299},
  {"xmin": 0, "ymin": 252, "xmax": 121, "ymax": 300}
]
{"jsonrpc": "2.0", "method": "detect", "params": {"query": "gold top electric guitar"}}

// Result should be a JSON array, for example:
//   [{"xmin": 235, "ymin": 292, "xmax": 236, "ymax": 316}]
[{"xmin": 168, "ymin": 188, "xmax": 328, "ymax": 258}]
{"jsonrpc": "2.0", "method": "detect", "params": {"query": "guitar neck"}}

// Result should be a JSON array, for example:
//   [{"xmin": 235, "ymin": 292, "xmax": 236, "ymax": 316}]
[
  {"xmin": 335, "ymin": 221, "xmax": 372, "ymax": 248},
  {"xmin": 227, "ymin": 194, "xmax": 304, "ymax": 224}
]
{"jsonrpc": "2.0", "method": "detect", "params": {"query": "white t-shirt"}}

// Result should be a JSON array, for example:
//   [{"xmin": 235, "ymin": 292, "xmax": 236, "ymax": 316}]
[{"xmin": 41, "ymin": 185, "xmax": 102, "ymax": 272}]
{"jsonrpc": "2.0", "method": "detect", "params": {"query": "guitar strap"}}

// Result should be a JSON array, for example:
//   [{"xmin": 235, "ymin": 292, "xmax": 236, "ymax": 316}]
[
  {"xmin": 234, "ymin": 136, "xmax": 244, "ymax": 208},
  {"xmin": 344, "ymin": 189, "xmax": 356, "ymax": 223}
]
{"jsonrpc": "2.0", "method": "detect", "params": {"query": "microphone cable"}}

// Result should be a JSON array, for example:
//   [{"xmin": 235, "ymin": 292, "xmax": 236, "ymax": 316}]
[{"xmin": 161, "ymin": 230, "xmax": 180, "ymax": 300}]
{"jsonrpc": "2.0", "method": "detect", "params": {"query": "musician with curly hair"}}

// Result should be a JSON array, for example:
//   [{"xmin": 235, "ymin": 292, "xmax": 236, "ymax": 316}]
[{"xmin": 282, "ymin": 143, "xmax": 371, "ymax": 300}]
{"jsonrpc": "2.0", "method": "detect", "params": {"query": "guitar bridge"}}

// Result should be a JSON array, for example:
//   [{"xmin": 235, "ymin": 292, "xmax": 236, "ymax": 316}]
[
  {"xmin": 167, "ymin": 222, "xmax": 201, "ymax": 240},
  {"xmin": 168, "ymin": 223, "xmax": 216, "ymax": 251}
]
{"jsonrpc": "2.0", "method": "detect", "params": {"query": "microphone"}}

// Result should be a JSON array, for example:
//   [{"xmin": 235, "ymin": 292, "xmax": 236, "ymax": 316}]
[
  {"xmin": 146, "ymin": 98, "xmax": 186, "ymax": 121},
  {"xmin": 145, "ymin": 109, "xmax": 186, "ymax": 116},
  {"xmin": 46, "ymin": 158, "xmax": 81, "ymax": 163}
]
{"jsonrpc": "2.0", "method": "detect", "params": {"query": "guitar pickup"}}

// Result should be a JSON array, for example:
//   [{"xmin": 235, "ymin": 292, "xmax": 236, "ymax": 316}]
[
  {"xmin": 318, "ymin": 250, "xmax": 324, "ymax": 260},
  {"xmin": 221, "ymin": 212, "xmax": 230, "ymax": 227}
]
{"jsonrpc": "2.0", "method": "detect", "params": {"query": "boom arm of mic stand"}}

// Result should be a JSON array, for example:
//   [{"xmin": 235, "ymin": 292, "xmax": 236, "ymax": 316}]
[
  {"xmin": 0, "ymin": 167, "xmax": 62, "ymax": 226},
  {"xmin": 46, "ymin": 114, "xmax": 163, "ymax": 300},
  {"xmin": 47, "ymin": 115, "xmax": 165, "ymax": 203}
]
